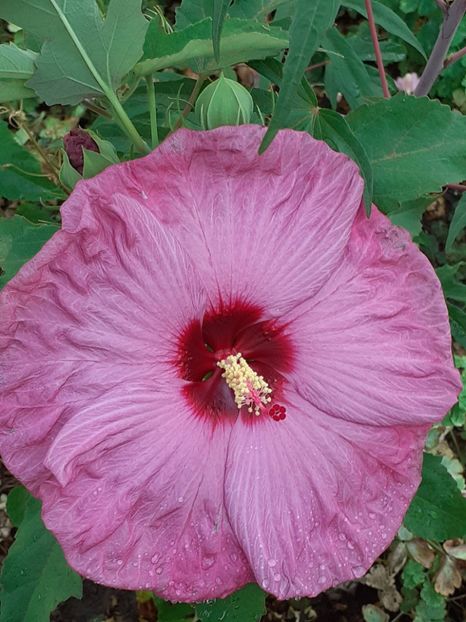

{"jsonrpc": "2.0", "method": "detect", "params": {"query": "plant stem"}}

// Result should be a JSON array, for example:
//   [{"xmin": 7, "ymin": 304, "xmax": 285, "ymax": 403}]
[
  {"xmin": 145, "ymin": 76, "xmax": 159, "ymax": 149},
  {"xmin": 415, "ymin": 0, "xmax": 466, "ymax": 96},
  {"xmin": 365, "ymin": 0, "xmax": 390, "ymax": 98},
  {"xmin": 444, "ymin": 44, "xmax": 466, "ymax": 66},
  {"xmin": 13, "ymin": 116, "xmax": 68, "ymax": 192},
  {"xmin": 106, "ymin": 90, "xmax": 150, "ymax": 153},
  {"xmin": 435, "ymin": 0, "xmax": 448, "ymax": 12},
  {"xmin": 173, "ymin": 75, "xmax": 206, "ymax": 131}
]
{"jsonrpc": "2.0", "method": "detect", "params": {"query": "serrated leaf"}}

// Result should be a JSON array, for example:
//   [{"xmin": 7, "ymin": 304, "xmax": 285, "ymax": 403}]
[
  {"xmin": 0, "ymin": 120, "xmax": 57, "ymax": 200},
  {"xmin": 312, "ymin": 107, "xmax": 373, "ymax": 210},
  {"xmin": 446, "ymin": 194, "xmax": 466, "ymax": 253},
  {"xmin": 195, "ymin": 584, "xmax": 265, "ymax": 622},
  {"xmin": 401, "ymin": 560, "xmax": 426, "ymax": 590},
  {"xmin": 343, "ymin": 0, "xmax": 426, "ymax": 58},
  {"xmin": 260, "ymin": 0, "xmax": 340, "ymax": 152},
  {"xmin": 138, "ymin": 18, "xmax": 288, "ymax": 75},
  {"xmin": 0, "ymin": 216, "xmax": 58, "ymax": 289},
  {"xmin": 323, "ymin": 27, "xmax": 382, "ymax": 109},
  {"xmin": 347, "ymin": 95, "xmax": 466, "ymax": 210},
  {"xmin": 405, "ymin": 453, "xmax": 466, "ymax": 541},
  {"xmin": 0, "ymin": 44, "xmax": 37, "ymax": 80},
  {"xmin": 0, "ymin": 491, "xmax": 82, "ymax": 622},
  {"xmin": 0, "ymin": 79, "xmax": 36, "ymax": 102},
  {"xmin": 0, "ymin": 0, "xmax": 148, "ymax": 105}
]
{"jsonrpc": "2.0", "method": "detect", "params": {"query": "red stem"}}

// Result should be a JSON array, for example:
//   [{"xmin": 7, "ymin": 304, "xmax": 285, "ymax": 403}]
[
  {"xmin": 365, "ymin": 0, "xmax": 390, "ymax": 98},
  {"xmin": 444, "ymin": 44, "xmax": 466, "ymax": 67},
  {"xmin": 435, "ymin": 0, "xmax": 448, "ymax": 12}
]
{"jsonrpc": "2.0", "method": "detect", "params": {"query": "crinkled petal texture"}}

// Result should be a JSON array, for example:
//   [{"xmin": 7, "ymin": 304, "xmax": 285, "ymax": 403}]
[{"xmin": 0, "ymin": 126, "xmax": 460, "ymax": 602}]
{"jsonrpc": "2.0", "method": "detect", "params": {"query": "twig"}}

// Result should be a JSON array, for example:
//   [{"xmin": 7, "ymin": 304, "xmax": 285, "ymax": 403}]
[
  {"xmin": 83, "ymin": 99, "xmax": 111, "ymax": 118},
  {"xmin": 145, "ymin": 75, "xmax": 159, "ymax": 149},
  {"xmin": 415, "ymin": 0, "xmax": 466, "ymax": 96},
  {"xmin": 305, "ymin": 60, "xmax": 329, "ymax": 72},
  {"xmin": 9, "ymin": 112, "xmax": 68, "ymax": 192},
  {"xmin": 365, "ymin": 0, "xmax": 390, "ymax": 98},
  {"xmin": 446, "ymin": 183, "xmax": 466, "ymax": 192},
  {"xmin": 173, "ymin": 75, "xmax": 206, "ymax": 130},
  {"xmin": 444, "ymin": 44, "xmax": 466, "ymax": 66},
  {"xmin": 435, "ymin": 0, "xmax": 448, "ymax": 13}
]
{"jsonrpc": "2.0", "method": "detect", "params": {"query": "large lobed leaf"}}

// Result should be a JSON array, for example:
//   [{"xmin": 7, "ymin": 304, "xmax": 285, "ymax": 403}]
[
  {"xmin": 347, "ymin": 95, "xmax": 466, "ymax": 210},
  {"xmin": 137, "ymin": 18, "xmax": 288, "ymax": 75},
  {"xmin": 0, "ymin": 489, "xmax": 82, "ymax": 622},
  {"xmin": 0, "ymin": 0, "xmax": 148, "ymax": 105},
  {"xmin": 0, "ymin": 44, "xmax": 37, "ymax": 102},
  {"xmin": 175, "ymin": 0, "xmax": 289, "ymax": 28}
]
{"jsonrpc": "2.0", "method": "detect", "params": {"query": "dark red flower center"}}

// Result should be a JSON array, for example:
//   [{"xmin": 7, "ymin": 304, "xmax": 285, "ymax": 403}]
[{"xmin": 176, "ymin": 300, "xmax": 294, "ymax": 421}]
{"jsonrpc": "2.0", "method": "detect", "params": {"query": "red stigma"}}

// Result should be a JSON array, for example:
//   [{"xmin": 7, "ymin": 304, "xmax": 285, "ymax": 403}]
[{"xmin": 268, "ymin": 403, "xmax": 287, "ymax": 421}]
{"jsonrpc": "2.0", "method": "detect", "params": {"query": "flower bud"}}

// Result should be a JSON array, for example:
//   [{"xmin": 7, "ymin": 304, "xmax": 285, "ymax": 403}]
[
  {"xmin": 195, "ymin": 73, "xmax": 253, "ymax": 130},
  {"xmin": 60, "ymin": 128, "xmax": 119, "ymax": 190},
  {"xmin": 63, "ymin": 127, "xmax": 99, "ymax": 175}
]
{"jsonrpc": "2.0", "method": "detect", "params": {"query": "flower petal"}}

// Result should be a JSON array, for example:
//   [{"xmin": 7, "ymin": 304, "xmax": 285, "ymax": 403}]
[
  {"xmin": 225, "ymin": 391, "xmax": 428, "ymax": 599},
  {"xmin": 38, "ymin": 384, "xmax": 252, "ymax": 601},
  {"xmin": 0, "ymin": 191, "xmax": 206, "ymax": 486},
  {"xmin": 286, "ymin": 206, "xmax": 460, "ymax": 426},
  {"xmin": 0, "ymin": 189, "xmax": 254, "ymax": 599},
  {"xmin": 92, "ymin": 126, "xmax": 364, "ymax": 313}
]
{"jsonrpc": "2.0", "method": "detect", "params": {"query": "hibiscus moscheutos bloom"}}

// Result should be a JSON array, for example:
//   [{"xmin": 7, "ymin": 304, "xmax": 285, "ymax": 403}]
[
  {"xmin": 0, "ymin": 126, "xmax": 460, "ymax": 602},
  {"xmin": 395, "ymin": 72, "xmax": 420, "ymax": 95}
]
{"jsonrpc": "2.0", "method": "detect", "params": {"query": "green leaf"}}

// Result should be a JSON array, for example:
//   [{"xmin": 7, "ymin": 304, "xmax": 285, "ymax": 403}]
[
  {"xmin": 347, "ymin": 95, "xmax": 466, "ymax": 210},
  {"xmin": 154, "ymin": 597, "xmax": 194, "ymax": 622},
  {"xmin": 260, "ymin": 0, "xmax": 340, "ymax": 152},
  {"xmin": 138, "ymin": 18, "xmax": 288, "ymax": 75},
  {"xmin": 175, "ymin": 0, "xmax": 288, "ymax": 28},
  {"xmin": 436, "ymin": 264, "xmax": 466, "ymax": 303},
  {"xmin": 446, "ymin": 194, "xmax": 466, "ymax": 253},
  {"xmin": 383, "ymin": 196, "xmax": 431, "ymax": 237},
  {"xmin": 415, "ymin": 581, "xmax": 446, "ymax": 621},
  {"xmin": 405, "ymin": 453, "xmax": 466, "ymax": 541},
  {"xmin": 312, "ymin": 107, "xmax": 373, "ymax": 210},
  {"xmin": 0, "ymin": 120, "xmax": 57, "ymax": 201},
  {"xmin": 0, "ymin": 491, "xmax": 82, "ymax": 622},
  {"xmin": 0, "ymin": 216, "xmax": 58, "ymax": 289},
  {"xmin": 195, "ymin": 584, "xmax": 266, "ymax": 622},
  {"xmin": 342, "ymin": 0, "xmax": 426, "ymax": 58},
  {"xmin": 6, "ymin": 487, "xmax": 30, "ymax": 528},
  {"xmin": 0, "ymin": 44, "xmax": 37, "ymax": 79},
  {"xmin": 323, "ymin": 27, "xmax": 382, "ymax": 109},
  {"xmin": 228, "ymin": 0, "xmax": 290, "ymax": 20},
  {"xmin": 448, "ymin": 303, "xmax": 466, "ymax": 349},
  {"xmin": 0, "ymin": 79, "xmax": 36, "ymax": 102},
  {"xmin": 0, "ymin": 0, "xmax": 148, "ymax": 105},
  {"xmin": 212, "ymin": 0, "xmax": 231, "ymax": 61},
  {"xmin": 362, "ymin": 604, "xmax": 389, "ymax": 622},
  {"xmin": 401, "ymin": 560, "xmax": 426, "ymax": 590}
]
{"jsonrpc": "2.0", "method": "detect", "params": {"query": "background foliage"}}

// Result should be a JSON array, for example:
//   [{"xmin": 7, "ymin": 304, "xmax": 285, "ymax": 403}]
[{"xmin": 1, "ymin": 0, "xmax": 466, "ymax": 620}]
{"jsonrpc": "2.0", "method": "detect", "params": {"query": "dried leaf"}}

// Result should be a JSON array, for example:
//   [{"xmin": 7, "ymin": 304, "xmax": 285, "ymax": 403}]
[
  {"xmin": 434, "ymin": 555, "xmax": 462, "ymax": 597},
  {"xmin": 406, "ymin": 539, "xmax": 435, "ymax": 569}
]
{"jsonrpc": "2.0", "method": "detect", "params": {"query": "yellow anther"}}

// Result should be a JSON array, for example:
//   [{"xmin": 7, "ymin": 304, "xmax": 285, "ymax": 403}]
[{"xmin": 217, "ymin": 353, "xmax": 272, "ymax": 416}]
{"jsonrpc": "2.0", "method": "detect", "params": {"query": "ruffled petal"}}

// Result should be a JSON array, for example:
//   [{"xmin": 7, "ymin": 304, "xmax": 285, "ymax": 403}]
[
  {"xmin": 286, "ymin": 206, "xmax": 460, "ymax": 426},
  {"xmin": 80, "ymin": 126, "xmax": 364, "ymax": 313},
  {"xmin": 225, "ymin": 390, "xmax": 428, "ymax": 599},
  {"xmin": 38, "ymin": 384, "xmax": 252, "ymax": 601}
]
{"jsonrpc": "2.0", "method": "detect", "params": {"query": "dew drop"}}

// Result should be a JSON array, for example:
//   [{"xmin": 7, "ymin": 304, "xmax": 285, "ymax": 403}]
[
  {"xmin": 268, "ymin": 559, "xmax": 277, "ymax": 568},
  {"xmin": 273, "ymin": 573, "xmax": 281, "ymax": 582},
  {"xmin": 156, "ymin": 566, "xmax": 163, "ymax": 575},
  {"xmin": 201, "ymin": 556, "xmax": 215, "ymax": 570}
]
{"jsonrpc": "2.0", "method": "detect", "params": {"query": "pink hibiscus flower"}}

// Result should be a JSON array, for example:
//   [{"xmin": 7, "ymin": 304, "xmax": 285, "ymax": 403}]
[{"xmin": 0, "ymin": 126, "xmax": 460, "ymax": 602}]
